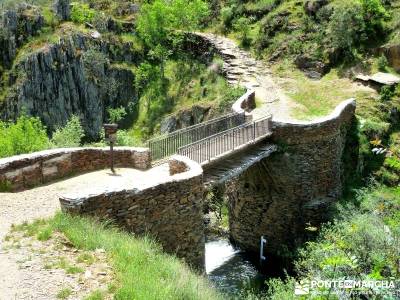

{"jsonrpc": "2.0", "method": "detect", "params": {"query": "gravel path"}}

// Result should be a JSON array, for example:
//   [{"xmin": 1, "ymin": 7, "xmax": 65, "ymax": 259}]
[
  {"xmin": 0, "ymin": 167, "xmax": 169, "ymax": 300},
  {"xmin": 196, "ymin": 33, "xmax": 304, "ymax": 122}
]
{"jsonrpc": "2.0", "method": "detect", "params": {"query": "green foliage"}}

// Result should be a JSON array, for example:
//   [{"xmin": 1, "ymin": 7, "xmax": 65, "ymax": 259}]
[
  {"xmin": 136, "ymin": 0, "xmax": 208, "ymax": 49},
  {"xmin": 82, "ymin": 48, "xmax": 108, "ymax": 79},
  {"xmin": 380, "ymin": 85, "xmax": 395, "ymax": 102},
  {"xmin": 377, "ymin": 54, "xmax": 389, "ymax": 71},
  {"xmin": 266, "ymin": 185, "xmax": 400, "ymax": 299},
  {"xmin": 70, "ymin": 2, "xmax": 96, "ymax": 24},
  {"xmin": 51, "ymin": 115, "xmax": 84, "ymax": 148},
  {"xmin": 0, "ymin": 114, "xmax": 49, "ymax": 158},
  {"xmin": 84, "ymin": 290, "xmax": 105, "ymax": 300},
  {"xmin": 328, "ymin": 1, "xmax": 366, "ymax": 56},
  {"xmin": 0, "ymin": 179, "xmax": 12, "ymax": 192},
  {"xmin": 107, "ymin": 106, "xmax": 127, "ymax": 124},
  {"xmin": 233, "ymin": 17, "xmax": 252, "ymax": 47}
]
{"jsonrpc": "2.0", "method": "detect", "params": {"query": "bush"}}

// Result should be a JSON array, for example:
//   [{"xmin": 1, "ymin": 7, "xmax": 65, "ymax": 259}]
[
  {"xmin": 266, "ymin": 186, "xmax": 400, "ymax": 299},
  {"xmin": 70, "ymin": 2, "xmax": 96, "ymax": 24},
  {"xmin": 233, "ymin": 17, "xmax": 252, "ymax": 47},
  {"xmin": 107, "ymin": 106, "xmax": 127, "ymax": 124},
  {"xmin": 0, "ymin": 114, "xmax": 49, "ymax": 158},
  {"xmin": 328, "ymin": 1, "xmax": 365, "ymax": 55},
  {"xmin": 328, "ymin": 0, "xmax": 388, "ymax": 57},
  {"xmin": 50, "ymin": 115, "xmax": 84, "ymax": 148},
  {"xmin": 377, "ymin": 54, "xmax": 389, "ymax": 71}
]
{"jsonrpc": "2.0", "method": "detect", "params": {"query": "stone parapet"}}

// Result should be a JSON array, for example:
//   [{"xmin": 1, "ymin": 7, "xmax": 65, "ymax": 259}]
[
  {"xmin": 0, "ymin": 147, "xmax": 151, "ymax": 192},
  {"xmin": 59, "ymin": 155, "xmax": 205, "ymax": 269}
]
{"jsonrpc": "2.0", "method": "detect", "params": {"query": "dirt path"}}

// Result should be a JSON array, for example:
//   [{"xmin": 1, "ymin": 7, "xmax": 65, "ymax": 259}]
[
  {"xmin": 0, "ymin": 167, "xmax": 169, "ymax": 300},
  {"xmin": 196, "ymin": 33, "xmax": 304, "ymax": 122}
]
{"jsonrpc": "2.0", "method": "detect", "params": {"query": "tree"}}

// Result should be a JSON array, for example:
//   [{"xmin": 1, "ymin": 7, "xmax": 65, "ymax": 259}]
[{"xmin": 135, "ymin": 0, "xmax": 209, "ymax": 77}]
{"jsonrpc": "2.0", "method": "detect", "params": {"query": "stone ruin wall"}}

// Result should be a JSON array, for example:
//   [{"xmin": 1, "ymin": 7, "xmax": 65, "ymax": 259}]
[
  {"xmin": 226, "ymin": 99, "xmax": 357, "ymax": 257},
  {"xmin": 59, "ymin": 156, "xmax": 205, "ymax": 269},
  {"xmin": 0, "ymin": 147, "xmax": 150, "ymax": 191}
]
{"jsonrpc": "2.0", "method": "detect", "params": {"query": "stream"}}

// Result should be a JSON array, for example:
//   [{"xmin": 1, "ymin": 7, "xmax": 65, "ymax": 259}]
[{"xmin": 205, "ymin": 238, "xmax": 267, "ymax": 296}]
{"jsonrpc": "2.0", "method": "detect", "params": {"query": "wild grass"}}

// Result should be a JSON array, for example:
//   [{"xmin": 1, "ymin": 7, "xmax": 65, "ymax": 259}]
[
  {"xmin": 272, "ymin": 59, "xmax": 377, "ymax": 120},
  {"xmin": 12, "ymin": 212, "xmax": 223, "ymax": 300},
  {"xmin": 56, "ymin": 287, "xmax": 73, "ymax": 299}
]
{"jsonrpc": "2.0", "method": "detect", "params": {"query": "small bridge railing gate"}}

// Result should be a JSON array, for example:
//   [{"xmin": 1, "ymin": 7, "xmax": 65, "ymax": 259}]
[
  {"xmin": 147, "ymin": 112, "xmax": 246, "ymax": 161},
  {"xmin": 177, "ymin": 116, "xmax": 272, "ymax": 165}
]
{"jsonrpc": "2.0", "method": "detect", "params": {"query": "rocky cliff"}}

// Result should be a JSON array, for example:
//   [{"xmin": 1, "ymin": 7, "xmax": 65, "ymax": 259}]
[
  {"xmin": 0, "ymin": 3, "xmax": 44, "ymax": 71},
  {"xmin": 0, "ymin": 21, "xmax": 142, "ymax": 140}
]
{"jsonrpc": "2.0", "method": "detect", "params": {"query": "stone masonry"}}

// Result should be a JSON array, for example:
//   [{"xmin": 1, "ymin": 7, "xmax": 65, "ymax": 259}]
[
  {"xmin": 226, "ymin": 99, "xmax": 356, "ymax": 256},
  {"xmin": 0, "ymin": 147, "xmax": 150, "ymax": 191},
  {"xmin": 59, "ymin": 156, "xmax": 205, "ymax": 269}
]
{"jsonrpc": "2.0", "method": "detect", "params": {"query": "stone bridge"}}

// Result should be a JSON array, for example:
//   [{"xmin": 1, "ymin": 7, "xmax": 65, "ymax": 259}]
[{"xmin": 0, "ymin": 97, "xmax": 356, "ymax": 270}]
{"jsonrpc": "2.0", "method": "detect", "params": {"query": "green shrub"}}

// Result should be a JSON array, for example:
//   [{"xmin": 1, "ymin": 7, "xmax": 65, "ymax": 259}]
[
  {"xmin": 328, "ymin": 1, "xmax": 365, "ymax": 55},
  {"xmin": 0, "ymin": 114, "xmax": 49, "ymax": 158},
  {"xmin": 51, "ymin": 115, "xmax": 84, "ymax": 148},
  {"xmin": 233, "ymin": 17, "xmax": 252, "ymax": 47},
  {"xmin": 377, "ymin": 54, "xmax": 389, "ymax": 71},
  {"xmin": 221, "ymin": 6, "xmax": 235, "ymax": 29},
  {"xmin": 70, "ymin": 2, "xmax": 96, "ymax": 24},
  {"xmin": 107, "ymin": 106, "xmax": 127, "ymax": 124}
]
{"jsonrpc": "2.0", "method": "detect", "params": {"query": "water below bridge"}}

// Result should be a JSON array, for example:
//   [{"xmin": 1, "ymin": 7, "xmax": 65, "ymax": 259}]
[{"xmin": 205, "ymin": 238, "xmax": 267, "ymax": 296}]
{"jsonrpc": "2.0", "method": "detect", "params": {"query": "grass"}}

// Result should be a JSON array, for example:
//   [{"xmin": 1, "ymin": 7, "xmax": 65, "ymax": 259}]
[
  {"xmin": 272, "ymin": 59, "xmax": 378, "ymax": 120},
  {"xmin": 13, "ymin": 212, "xmax": 223, "ymax": 300},
  {"xmin": 56, "ymin": 287, "xmax": 73, "ymax": 299},
  {"xmin": 84, "ymin": 290, "xmax": 105, "ymax": 300}
]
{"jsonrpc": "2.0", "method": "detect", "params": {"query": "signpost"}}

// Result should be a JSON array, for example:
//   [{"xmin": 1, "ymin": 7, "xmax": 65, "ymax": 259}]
[{"xmin": 103, "ymin": 124, "xmax": 118, "ymax": 173}]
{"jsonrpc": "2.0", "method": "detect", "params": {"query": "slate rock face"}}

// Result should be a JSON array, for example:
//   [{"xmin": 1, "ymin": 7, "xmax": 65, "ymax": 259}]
[
  {"xmin": 160, "ymin": 105, "xmax": 211, "ymax": 134},
  {"xmin": 382, "ymin": 44, "xmax": 400, "ymax": 72},
  {"xmin": 53, "ymin": 0, "xmax": 71, "ymax": 21},
  {"xmin": 0, "ymin": 34, "xmax": 138, "ymax": 140},
  {"xmin": 0, "ymin": 4, "xmax": 44, "ymax": 69}
]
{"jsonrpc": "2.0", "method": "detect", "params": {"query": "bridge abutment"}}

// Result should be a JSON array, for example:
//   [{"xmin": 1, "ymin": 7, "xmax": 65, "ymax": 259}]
[{"xmin": 225, "ymin": 99, "xmax": 357, "ymax": 258}]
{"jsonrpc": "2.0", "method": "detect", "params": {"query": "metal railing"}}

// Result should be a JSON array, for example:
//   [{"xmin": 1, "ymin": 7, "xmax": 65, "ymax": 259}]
[
  {"xmin": 177, "ymin": 116, "xmax": 272, "ymax": 165},
  {"xmin": 148, "ymin": 112, "xmax": 246, "ymax": 161}
]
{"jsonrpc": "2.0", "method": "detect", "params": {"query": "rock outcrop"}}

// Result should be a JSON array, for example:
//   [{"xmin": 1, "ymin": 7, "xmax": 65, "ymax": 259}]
[
  {"xmin": 160, "ymin": 105, "xmax": 211, "ymax": 134},
  {"xmin": 0, "ymin": 32, "xmax": 140, "ymax": 139},
  {"xmin": 53, "ymin": 0, "xmax": 71, "ymax": 21},
  {"xmin": 0, "ymin": 4, "xmax": 44, "ymax": 70},
  {"xmin": 382, "ymin": 44, "xmax": 400, "ymax": 72}
]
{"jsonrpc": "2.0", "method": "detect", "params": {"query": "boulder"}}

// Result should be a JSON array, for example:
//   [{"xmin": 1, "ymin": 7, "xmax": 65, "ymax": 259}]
[
  {"xmin": 178, "ymin": 110, "xmax": 193, "ymax": 128},
  {"xmin": 160, "ymin": 116, "xmax": 178, "ymax": 134},
  {"xmin": 295, "ymin": 54, "xmax": 328, "ymax": 79},
  {"xmin": 192, "ymin": 105, "xmax": 211, "ymax": 124}
]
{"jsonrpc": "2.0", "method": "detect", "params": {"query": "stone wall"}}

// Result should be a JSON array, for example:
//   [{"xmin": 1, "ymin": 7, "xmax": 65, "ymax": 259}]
[
  {"xmin": 232, "ymin": 89, "xmax": 256, "ymax": 119},
  {"xmin": 0, "ymin": 147, "xmax": 151, "ymax": 192},
  {"xmin": 59, "ymin": 155, "xmax": 205, "ymax": 269},
  {"xmin": 226, "ymin": 99, "xmax": 357, "ymax": 257}
]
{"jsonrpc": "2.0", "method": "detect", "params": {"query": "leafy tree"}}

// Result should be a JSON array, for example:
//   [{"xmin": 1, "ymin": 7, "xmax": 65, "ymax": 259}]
[
  {"xmin": 70, "ymin": 2, "xmax": 96, "ymax": 24},
  {"xmin": 51, "ymin": 115, "xmax": 84, "ymax": 148},
  {"xmin": 0, "ymin": 114, "xmax": 49, "ymax": 158},
  {"xmin": 136, "ymin": 0, "xmax": 208, "ymax": 77}
]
